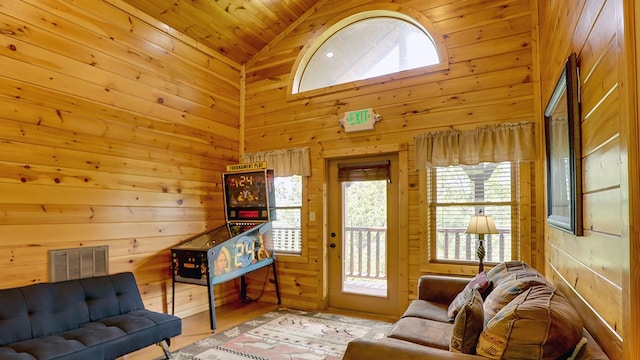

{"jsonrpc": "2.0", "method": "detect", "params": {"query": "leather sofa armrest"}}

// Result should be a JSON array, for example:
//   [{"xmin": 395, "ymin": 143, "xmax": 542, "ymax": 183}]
[
  {"xmin": 577, "ymin": 329, "xmax": 610, "ymax": 360},
  {"xmin": 342, "ymin": 337, "xmax": 479, "ymax": 360},
  {"xmin": 417, "ymin": 275, "xmax": 470, "ymax": 304}
]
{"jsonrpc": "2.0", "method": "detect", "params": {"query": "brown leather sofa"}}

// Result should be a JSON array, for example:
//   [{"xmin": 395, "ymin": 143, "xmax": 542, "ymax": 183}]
[{"xmin": 342, "ymin": 262, "xmax": 609, "ymax": 360}]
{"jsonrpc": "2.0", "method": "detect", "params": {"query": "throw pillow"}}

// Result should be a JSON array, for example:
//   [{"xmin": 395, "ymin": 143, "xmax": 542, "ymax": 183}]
[
  {"xmin": 447, "ymin": 271, "xmax": 492, "ymax": 321},
  {"xmin": 486, "ymin": 261, "xmax": 538, "ymax": 288},
  {"xmin": 450, "ymin": 288, "xmax": 484, "ymax": 354},
  {"xmin": 476, "ymin": 285, "xmax": 583, "ymax": 360},
  {"xmin": 482, "ymin": 271, "xmax": 549, "ymax": 324}
]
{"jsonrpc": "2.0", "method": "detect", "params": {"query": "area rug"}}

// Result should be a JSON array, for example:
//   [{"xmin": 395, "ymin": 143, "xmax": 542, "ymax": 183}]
[{"xmin": 167, "ymin": 308, "xmax": 393, "ymax": 360}]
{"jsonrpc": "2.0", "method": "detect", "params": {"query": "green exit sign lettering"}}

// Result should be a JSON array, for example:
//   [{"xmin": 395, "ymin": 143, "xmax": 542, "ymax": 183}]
[{"xmin": 341, "ymin": 108, "xmax": 380, "ymax": 132}]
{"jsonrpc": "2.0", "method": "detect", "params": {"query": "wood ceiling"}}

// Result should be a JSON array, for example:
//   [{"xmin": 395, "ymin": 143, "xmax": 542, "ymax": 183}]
[{"xmin": 121, "ymin": 0, "xmax": 319, "ymax": 64}]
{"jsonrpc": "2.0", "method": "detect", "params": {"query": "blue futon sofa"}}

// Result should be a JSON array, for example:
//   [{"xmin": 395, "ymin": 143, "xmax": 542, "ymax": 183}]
[{"xmin": 0, "ymin": 272, "xmax": 181, "ymax": 360}]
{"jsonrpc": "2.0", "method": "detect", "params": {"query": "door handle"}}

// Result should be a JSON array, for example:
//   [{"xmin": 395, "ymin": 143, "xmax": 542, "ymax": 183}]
[{"xmin": 329, "ymin": 243, "xmax": 336, "ymax": 248}]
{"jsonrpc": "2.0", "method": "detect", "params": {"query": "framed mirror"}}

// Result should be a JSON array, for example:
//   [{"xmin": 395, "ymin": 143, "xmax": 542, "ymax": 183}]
[{"xmin": 544, "ymin": 53, "xmax": 583, "ymax": 236}]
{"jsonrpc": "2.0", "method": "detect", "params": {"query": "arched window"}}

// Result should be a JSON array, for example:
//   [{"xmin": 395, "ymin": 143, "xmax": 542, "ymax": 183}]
[{"xmin": 292, "ymin": 11, "xmax": 445, "ymax": 94}]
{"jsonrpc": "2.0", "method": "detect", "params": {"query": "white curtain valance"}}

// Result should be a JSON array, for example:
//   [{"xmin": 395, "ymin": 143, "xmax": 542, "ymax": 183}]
[
  {"xmin": 414, "ymin": 122, "xmax": 537, "ymax": 169},
  {"xmin": 242, "ymin": 147, "xmax": 311, "ymax": 177}
]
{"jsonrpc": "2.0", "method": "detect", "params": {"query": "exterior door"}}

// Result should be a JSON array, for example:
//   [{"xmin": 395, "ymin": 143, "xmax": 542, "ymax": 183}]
[{"xmin": 327, "ymin": 154, "xmax": 399, "ymax": 315}]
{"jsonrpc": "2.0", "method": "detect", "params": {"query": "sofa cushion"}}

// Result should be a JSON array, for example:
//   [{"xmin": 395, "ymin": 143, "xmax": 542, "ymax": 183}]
[
  {"xmin": 48, "ymin": 281, "xmax": 91, "ymax": 334},
  {"xmin": 476, "ymin": 285, "xmax": 583, "ymax": 360},
  {"xmin": 100, "ymin": 310, "xmax": 183, "ymax": 359},
  {"xmin": 483, "ymin": 271, "xmax": 549, "ymax": 323},
  {"xmin": 448, "ymin": 271, "xmax": 491, "ymax": 320},
  {"xmin": 0, "ymin": 288, "xmax": 33, "ymax": 346},
  {"xmin": 0, "ymin": 346, "xmax": 37, "ymax": 360},
  {"xmin": 108, "ymin": 272, "xmax": 146, "ymax": 314},
  {"xmin": 402, "ymin": 299, "xmax": 451, "ymax": 322},
  {"xmin": 80, "ymin": 276, "xmax": 122, "ymax": 321},
  {"xmin": 450, "ymin": 288, "xmax": 484, "ymax": 354},
  {"xmin": 487, "ymin": 261, "xmax": 538, "ymax": 288},
  {"xmin": 388, "ymin": 317, "xmax": 453, "ymax": 350},
  {"xmin": 8, "ymin": 335, "xmax": 100, "ymax": 360}
]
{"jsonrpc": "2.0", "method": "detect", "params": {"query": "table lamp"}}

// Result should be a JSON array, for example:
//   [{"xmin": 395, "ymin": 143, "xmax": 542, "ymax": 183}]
[{"xmin": 465, "ymin": 210, "xmax": 499, "ymax": 272}]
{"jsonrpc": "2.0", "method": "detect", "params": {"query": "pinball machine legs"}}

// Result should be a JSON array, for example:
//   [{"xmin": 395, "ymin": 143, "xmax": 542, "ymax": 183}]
[
  {"xmin": 239, "ymin": 261, "xmax": 281, "ymax": 305},
  {"xmin": 209, "ymin": 261, "xmax": 281, "ymax": 332},
  {"xmin": 240, "ymin": 275, "xmax": 248, "ymax": 301},
  {"xmin": 206, "ymin": 264, "xmax": 281, "ymax": 332},
  {"xmin": 207, "ymin": 279, "xmax": 217, "ymax": 331},
  {"xmin": 272, "ymin": 261, "xmax": 281, "ymax": 304},
  {"xmin": 170, "ymin": 274, "xmax": 218, "ymax": 332}
]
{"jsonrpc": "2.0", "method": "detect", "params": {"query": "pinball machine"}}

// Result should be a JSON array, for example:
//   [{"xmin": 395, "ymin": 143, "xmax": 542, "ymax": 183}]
[{"xmin": 171, "ymin": 162, "xmax": 281, "ymax": 330}]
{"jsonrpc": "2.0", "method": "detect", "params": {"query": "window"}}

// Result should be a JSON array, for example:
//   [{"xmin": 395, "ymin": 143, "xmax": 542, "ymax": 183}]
[
  {"xmin": 429, "ymin": 162, "xmax": 516, "ymax": 265},
  {"xmin": 292, "ymin": 11, "xmax": 444, "ymax": 94},
  {"xmin": 272, "ymin": 175, "xmax": 302, "ymax": 254},
  {"xmin": 242, "ymin": 147, "xmax": 310, "ymax": 256}
]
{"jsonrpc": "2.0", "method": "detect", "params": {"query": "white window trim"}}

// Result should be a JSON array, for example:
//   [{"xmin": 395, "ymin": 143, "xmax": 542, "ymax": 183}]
[
  {"xmin": 419, "ymin": 163, "xmax": 531, "ymax": 276},
  {"xmin": 272, "ymin": 175, "xmax": 303, "ymax": 255},
  {"xmin": 271, "ymin": 174, "xmax": 308, "ymax": 264},
  {"xmin": 287, "ymin": 8, "xmax": 450, "ymax": 98}
]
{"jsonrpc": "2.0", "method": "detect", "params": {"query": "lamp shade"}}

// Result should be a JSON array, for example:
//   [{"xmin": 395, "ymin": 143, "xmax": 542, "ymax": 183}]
[{"xmin": 465, "ymin": 215, "xmax": 499, "ymax": 235}]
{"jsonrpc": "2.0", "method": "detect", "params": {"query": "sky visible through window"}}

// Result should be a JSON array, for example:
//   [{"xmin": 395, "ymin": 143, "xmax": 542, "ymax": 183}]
[{"xmin": 297, "ymin": 16, "xmax": 440, "ymax": 93}]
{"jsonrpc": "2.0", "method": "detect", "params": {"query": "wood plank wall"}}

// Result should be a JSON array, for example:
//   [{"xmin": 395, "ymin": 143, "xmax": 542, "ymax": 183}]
[
  {"xmin": 1, "ymin": 1, "xmax": 633, "ymax": 356},
  {"xmin": 243, "ymin": 0, "xmax": 539, "ymax": 311},
  {"xmin": 538, "ymin": 0, "xmax": 627, "ymax": 358},
  {"xmin": 0, "ymin": 0, "xmax": 241, "ymax": 318}
]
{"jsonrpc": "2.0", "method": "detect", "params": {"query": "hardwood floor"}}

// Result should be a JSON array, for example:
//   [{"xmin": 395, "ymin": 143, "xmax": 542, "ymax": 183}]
[{"xmin": 118, "ymin": 300, "xmax": 279, "ymax": 360}]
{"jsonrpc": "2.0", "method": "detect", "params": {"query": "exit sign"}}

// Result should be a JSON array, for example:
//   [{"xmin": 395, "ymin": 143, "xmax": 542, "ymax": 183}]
[{"xmin": 341, "ymin": 108, "xmax": 381, "ymax": 132}]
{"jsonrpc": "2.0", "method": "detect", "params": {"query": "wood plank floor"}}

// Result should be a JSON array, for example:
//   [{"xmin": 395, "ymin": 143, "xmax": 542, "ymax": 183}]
[
  {"xmin": 119, "ymin": 300, "xmax": 397, "ymax": 359},
  {"xmin": 118, "ymin": 300, "xmax": 279, "ymax": 360}
]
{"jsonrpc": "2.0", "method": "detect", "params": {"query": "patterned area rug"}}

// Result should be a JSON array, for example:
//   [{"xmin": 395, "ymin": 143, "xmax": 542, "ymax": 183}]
[{"xmin": 167, "ymin": 308, "xmax": 393, "ymax": 360}]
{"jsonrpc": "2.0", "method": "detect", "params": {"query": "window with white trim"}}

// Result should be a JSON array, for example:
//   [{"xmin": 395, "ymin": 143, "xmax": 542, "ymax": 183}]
[
  {"xmin": 429, "ymin": 162, "xmax": 517, "ymax": 265},
  {"xmin": 293, "ymin": 11, "xmax": 442, "ymax": 94},
  {"xmin": 272, "ymin": 175, "xmax": 302, "ymax": 254}
]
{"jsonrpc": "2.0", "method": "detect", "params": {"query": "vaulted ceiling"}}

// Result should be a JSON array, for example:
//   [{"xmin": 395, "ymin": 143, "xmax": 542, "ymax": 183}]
[{"xmin": 121, "ymin": 0, "xmax": 319, "ymax": 64}]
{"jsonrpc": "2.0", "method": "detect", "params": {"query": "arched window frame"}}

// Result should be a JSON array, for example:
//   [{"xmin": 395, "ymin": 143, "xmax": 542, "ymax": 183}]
[{"xmin": 288, "ymin": 8, "xmax": 450, "ymax": 97}]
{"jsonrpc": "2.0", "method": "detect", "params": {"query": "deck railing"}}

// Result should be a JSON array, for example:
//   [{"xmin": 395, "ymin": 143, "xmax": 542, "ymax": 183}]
[
  {"xmin": 272, "ymin": 227, "xmax": 302, "ymax": 253},
  {"xmin": 343, "ymin": 226, "xmax": 387, "ymax": 280},
  {"xmin": 273, "ymin": 226, "xmax": 511, "ymax": 282},
  {"xmin": 437, "ymin": 228, "xmax": 511, "ymax": 263},
  {"xmin": 342, "ymin": 226, "xmax": 511, "ymax": 281}
]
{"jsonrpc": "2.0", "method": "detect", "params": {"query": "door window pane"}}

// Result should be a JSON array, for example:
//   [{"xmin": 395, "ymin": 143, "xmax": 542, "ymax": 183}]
[{"xmin": 342, "ymin": 180, "xmax": 387, "ymax": 297}]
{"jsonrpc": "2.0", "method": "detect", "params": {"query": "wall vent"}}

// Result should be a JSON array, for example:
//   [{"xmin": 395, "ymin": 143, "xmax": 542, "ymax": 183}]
[{"xmin": 49, "ymin": 246, "xmax": 109, "ymax": 282}]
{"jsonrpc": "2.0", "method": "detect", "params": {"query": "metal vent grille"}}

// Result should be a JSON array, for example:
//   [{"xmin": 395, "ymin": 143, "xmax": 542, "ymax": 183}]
[{"xmin": 49, "ymin": 246, "xmax": 109, "ymax": 282}]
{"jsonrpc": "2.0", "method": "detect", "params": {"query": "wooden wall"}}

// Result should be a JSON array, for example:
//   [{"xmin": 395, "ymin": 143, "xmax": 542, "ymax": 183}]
[
  {"xmin": 243, "ymin": 0, "xmax": 539, "ymax": 311},
  {"xmin": 1, "ymin": 1, "xmax": 636, "ymax": 357},
  {"xmin": 0, "ymin": 0, "xmax": 241, "ymax": 318},
  {"xmin": 538, "ymin": 0, "xmax": 629, "ymax": 359}
]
